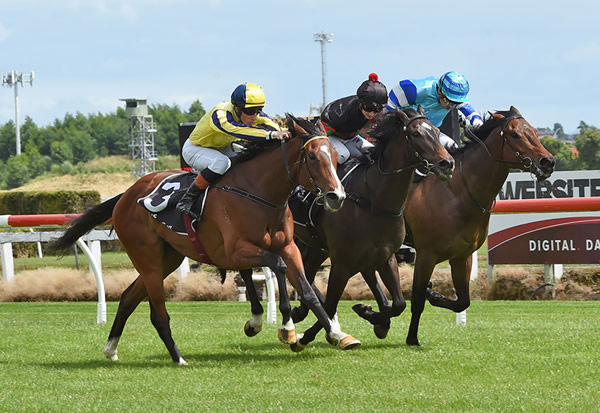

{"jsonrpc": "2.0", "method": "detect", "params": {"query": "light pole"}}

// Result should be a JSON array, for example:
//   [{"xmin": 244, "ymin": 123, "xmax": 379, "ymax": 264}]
[
  {"xmin": 2, "ymin": 70, "xmax": 34, "ymax": 155},
  {"xmin": 313, "ymin": 32, "xmax": 333, "ymax": 110}
]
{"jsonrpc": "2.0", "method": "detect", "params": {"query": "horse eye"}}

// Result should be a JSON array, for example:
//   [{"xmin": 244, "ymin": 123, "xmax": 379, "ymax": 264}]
[
  {"xmin": 308, "ymin": 152, "xmax": 317, "ymax": 160},
  {"xmin": 412, "ymin": 131, "xmax": 420, "ymax": 138},
  {"xmin": 511, "ymin": 131, "xmax": 519, "ymax": 139}
]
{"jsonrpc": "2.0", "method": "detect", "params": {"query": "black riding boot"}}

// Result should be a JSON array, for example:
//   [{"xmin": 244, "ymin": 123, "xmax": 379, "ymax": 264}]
[{"xmin": 176, "ymin": 184, "xmax": 203, "ymax": 220}]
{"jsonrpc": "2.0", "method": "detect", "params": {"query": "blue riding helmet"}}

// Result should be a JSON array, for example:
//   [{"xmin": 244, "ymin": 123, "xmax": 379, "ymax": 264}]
[
  {"xmin": 231, "ymin": 82, "xmax": 266, "ymax": 108},
  {"xmin": 438, "ymin": 71, "xmax": 470, "ymax": 103}
]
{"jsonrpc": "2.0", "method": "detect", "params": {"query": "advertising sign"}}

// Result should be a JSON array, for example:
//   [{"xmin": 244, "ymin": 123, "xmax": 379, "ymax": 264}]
[
  {"xmin": 497, "ymin": 170, "xmax": 600, "ymax": 200},
  {"xmin": 488, "ymin": 212, "xmax": 600, "ymax": 264}
]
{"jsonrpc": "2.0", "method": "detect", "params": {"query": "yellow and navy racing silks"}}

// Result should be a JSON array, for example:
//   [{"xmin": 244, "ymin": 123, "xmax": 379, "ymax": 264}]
[{"xmin": 189, "ymin": 101, "xmax": 281, "ymax": 149}]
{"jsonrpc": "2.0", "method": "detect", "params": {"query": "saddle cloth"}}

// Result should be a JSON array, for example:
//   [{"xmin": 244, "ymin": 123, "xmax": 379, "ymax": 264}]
[{"xmin": 137, "ymin": 172, "xmax": 207, "ymax": 234}]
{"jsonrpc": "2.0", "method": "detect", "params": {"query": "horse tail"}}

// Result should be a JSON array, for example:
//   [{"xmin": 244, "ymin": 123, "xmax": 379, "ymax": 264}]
[{"xmin": 49, "ymin": 193, "xmax": 124, "ymax": 251}]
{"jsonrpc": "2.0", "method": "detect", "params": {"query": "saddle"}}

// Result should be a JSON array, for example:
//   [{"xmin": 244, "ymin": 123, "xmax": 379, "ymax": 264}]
[{"xmin": 137, "ymin": 172, "xmax": 208, "ymax": 234}]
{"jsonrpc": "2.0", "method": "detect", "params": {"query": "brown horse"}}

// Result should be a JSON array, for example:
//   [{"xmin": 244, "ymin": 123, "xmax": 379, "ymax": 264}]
[
  {"xmin": 354, "ymin": 106, "xmax": 555, "ymax": 345},
  {"xmin": 284, "ymin": 107, "xmax": 455, "ymax": 351},
  {"xmin": 51, "ymin": 115, "xmax": 349, "ymax": 364}
]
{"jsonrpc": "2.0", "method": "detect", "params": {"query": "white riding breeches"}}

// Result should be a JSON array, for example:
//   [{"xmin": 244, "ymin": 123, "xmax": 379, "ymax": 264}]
[
  {"xmin": 329, "ymin": 135, "xmax": 374, "ymax": 164},
  {"xmin": 181, "ymin": 139, "xmax": 236, "ymax": 174}
]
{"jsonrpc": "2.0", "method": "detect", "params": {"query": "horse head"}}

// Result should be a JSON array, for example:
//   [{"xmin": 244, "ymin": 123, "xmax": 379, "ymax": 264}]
[
  {"xmin": 375, "ymin": 106, "xmax": 454, "ymax": 180},
  {"xmin": 488, "ymin": 106, "xmax": 555, "ymax": 181},
  {"xmin": 285, "ymin": 114, "xmax": 346, "ymax": 212}
]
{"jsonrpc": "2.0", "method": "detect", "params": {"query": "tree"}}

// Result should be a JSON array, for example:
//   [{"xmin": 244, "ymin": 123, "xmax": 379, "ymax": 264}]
[
  {"xmin": 50, "ymin": 140, "xmax": 73, "ymax": 163},
  {"xmin": 149, "ymin": 103, "xmax": 188, "ymax": 156},
  {"xmin": 4, "ymin": 154, "xmax": 31, "ymax": 189},
  {"xmin": 186, "ymin": 100, "xmax": 206, "ymax": 122},
  {"xmin": 574, "ymin": 127, "xmax": 600, "ymax": 169},
  {"xmin": 540, "ymin": 136, "xmax": 576, "ymax": 170},
  {"xmin": 0, "ymin": 121, "xmax": 16, "ymax": 161},
  {"xmin": 552, "ymin": 122, "xmax": 566, "ymax": 140}
]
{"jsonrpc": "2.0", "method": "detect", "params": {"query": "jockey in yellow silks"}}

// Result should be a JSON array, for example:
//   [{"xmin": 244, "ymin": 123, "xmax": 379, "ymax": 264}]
[{"xmin": 177, "ymin": 82, "xmax": 290, "ymax": 220}]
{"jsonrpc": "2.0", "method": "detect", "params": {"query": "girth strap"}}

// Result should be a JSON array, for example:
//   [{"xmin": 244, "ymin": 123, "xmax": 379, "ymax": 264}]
[{"xmin": 183, "ymin": 214, "xmax": 215, "ymax": 265}]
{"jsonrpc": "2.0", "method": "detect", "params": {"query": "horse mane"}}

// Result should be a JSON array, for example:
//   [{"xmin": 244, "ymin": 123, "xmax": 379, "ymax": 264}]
[
  {"xmin": 369, "ymin": 108, "xmax": 420, "ymax": 160},
  {"xmin": 285, "ymin": 113, "xmax": 323, "ymax": 139},
  {"xmin": 454, "ymin": 108, "xmax": 516, "ymax": 155}
]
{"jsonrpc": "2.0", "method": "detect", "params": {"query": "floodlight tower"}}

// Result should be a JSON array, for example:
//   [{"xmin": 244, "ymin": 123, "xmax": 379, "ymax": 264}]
[
  {"xmin": 313, "ymin": 32, "xmax": 333, "ymax": 110},
  {"xmin": 2, "ymin": 70, "xmax": 34, "ymax": 155},
  {"xmin": 120, "ymin": 98, "xmax": 158, "ymax": 178}
]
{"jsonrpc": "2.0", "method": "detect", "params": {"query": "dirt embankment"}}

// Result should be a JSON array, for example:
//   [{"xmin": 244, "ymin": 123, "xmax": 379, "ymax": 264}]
[{"xmin": 1, "ymin": 265, "xmax": 598, "ymax": 302}]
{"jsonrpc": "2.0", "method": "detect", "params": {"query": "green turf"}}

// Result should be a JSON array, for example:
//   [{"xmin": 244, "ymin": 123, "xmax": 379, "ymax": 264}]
[{"xmin": 0, "ymin": 301, "xmax": 598, "ymax": 412}]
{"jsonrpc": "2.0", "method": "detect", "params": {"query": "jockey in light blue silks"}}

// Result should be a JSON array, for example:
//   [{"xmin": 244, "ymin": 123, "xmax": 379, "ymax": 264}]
[{"xmin": 386, "ymin": 71, "xmax": 483, "ymax": 151}]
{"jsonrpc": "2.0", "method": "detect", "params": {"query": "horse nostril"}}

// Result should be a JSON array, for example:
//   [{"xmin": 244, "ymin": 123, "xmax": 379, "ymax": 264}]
[
  {"xmin": 440, "ymin": 158, "xmax": 455, "ymax": 172},
  {"xmin": 325, "ymin": 192, "xmax": 339, "ymax": 203},
  {"xmin": 540, "ymin": 156, "xmax": 556, "ymax": 170}
]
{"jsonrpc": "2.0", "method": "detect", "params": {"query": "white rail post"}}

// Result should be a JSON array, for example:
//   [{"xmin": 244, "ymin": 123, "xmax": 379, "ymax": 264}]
[
  {"xmin": 177, "ymin": 257, "xmax": 190, "ymax": 278},
  {"xmin": 76, "ymin": 238, "xmax": 106, "ymax": 324},
  {"xmin": 1, "ymin": 242, "xmax": 15, "ymax": 281},
  {"xmin": 259, "ymin": 267, "xmax": 277, "ymax": 324}
]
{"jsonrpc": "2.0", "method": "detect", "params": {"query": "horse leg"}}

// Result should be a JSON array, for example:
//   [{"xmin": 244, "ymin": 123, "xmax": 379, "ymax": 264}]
[
  {"xmin": 426, "ymin": 255, "xmax": 471, "ymax": 312},
  {"xmin": 103, "ymin": 276, "xmax": 148, "ymax": 361},
  {"xmin": 144, "ymin": 269, "xmax": 187, "ymax": 365},
  {"xmin": 290, "ymin": 247, "xmax": 328, "ymax": 324},
  {"xmin": 353, "ymin": 269, "xmax": 392, "ymax": 339},
  {"xmin": 278, "ymin": 244, "xmax": 349, "ymax": 352},
  {"xmin": 354, "ymin": 257, "xmax": 407, "ymax": 339},
  {"xmin": 406, "ymin": 253, "xmax": 437, "ymax": 346},
  {"xmin": 239, "ymin": 269, "xmax": 264, "ymax": 337},
  {"xmin": 260, "ymin": 252, "xmax": 297, "ymax": 344},
  {"xmin": 298, "ymin": 265, "xmax": 360, "ymax": 350}
]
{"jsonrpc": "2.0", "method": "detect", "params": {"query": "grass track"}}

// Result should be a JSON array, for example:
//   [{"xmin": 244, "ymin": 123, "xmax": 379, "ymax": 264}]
[{"xmin": 0, "ymin": 301, "xmax": 598, "ymax": 412}]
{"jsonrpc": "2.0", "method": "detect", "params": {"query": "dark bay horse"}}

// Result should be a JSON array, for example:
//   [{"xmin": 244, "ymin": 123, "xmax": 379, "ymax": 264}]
[
  {"xmin": 51, "ymin": 115, "xmax": 348, "ymax": 364},
  {"xmin": 286, "ymin": 107, "xmax": 455, "ymax": 351},
  {"xmin": 355, "ymin": 106, "xmax": 555, "ymax": 345}
]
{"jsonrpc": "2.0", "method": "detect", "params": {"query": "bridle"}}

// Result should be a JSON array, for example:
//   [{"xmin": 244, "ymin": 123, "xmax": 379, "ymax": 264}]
[
  {"xmin": 281, "ymin": 135, "xmax": 331, "ymax": 199},
  {"xmin": 465, "ymin": 114, "xmax": 535, "ymax": 172},
  {"xmin": 214, "ymin": 135, "xmax": 331, "ymax": 210},
  {"xmin": 377, "ymin": 114, "xmax": 433, "ymax": 175},
  {"xmin": 460, "ymin": 113, "xmax": 537, "ymax": 213}
]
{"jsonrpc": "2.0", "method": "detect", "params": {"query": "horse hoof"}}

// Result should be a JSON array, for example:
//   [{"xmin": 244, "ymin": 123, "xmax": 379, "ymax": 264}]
[
  {"xmin": 177, "ymin": 357, "xmax": 189, "ymax": 366},
  {"xmin": 339, "ymin": 335, "xmax": 361, "ymax": 350},
  {"xmin": 290, "ymin": 341, "xmax": 306, "ymax": 353},
  {"xmin": 105, "ymin": 353, "xmax": 118, "ymax": 361},
  {"xmin": 406, "ymin": 337, "xmax": 420, "ymax": 346},
  {"xmin": 244, "ymin": 321, "xmax": 261, "ymax": 337},
  {"xmin": 373, "ymin": 324, "xmax": 389, "ymax": 339},
  {"xmin": 352, "ymin": 303, "xmax": 373, "ymax": 317},
  {"xmin": 278, "ymin": 328, "xmax": 297, "ymax": 344}
]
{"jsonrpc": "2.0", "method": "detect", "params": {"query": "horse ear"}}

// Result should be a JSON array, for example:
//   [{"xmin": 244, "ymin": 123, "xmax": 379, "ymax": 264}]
[
  {"xmin": 285, "ymin": 113, "xmax": 307, "ymax": 137},
  {"xmin": 417, "ymin": 104, "xmax": 426, "ymax": 116},
  {"xmin": 396, "ymin": 109, "xmax": 410, "ymax": 125},
  {"xmin": 491, "ymin": 112, "xmax": 504, "ymax": 121},
  {"xmin": 316, "ymin": 119, "xmax": 327, "ymax": 135},
  {"xmin": 509, "ymin": 106, "xmax": 522, "ymax": 116}
]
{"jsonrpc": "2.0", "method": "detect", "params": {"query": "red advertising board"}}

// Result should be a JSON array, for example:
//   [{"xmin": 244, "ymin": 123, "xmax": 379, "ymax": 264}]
[{"xmin": 488, "ymin": 214, "xmax": 600, "ymax": 264}]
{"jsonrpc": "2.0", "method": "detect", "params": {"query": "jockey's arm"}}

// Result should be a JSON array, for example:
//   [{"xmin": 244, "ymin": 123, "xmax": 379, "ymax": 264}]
[
  {"xmin": 457, "ymin": 102, "xmax": 483, "ymax": 127},
  {"xmin": 211, "ymin": 108, "xmax": 282, "ymax": 142}
]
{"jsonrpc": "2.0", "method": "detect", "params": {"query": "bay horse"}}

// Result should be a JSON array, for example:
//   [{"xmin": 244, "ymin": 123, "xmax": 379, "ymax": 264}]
[
  {"xmin": 284, "ymin": 107, "xmax": 455, "ymax": 351},
  {"xmin": 51, "ymin": 115, "xmax": 348, "ymax": 364},
  {"xmin": 354, "ymin": 106, "xmax": 555, "ymax": 345}
]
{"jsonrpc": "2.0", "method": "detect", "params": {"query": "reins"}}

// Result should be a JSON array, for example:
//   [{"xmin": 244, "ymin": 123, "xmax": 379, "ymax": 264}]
[
  {"xmin": 459, "ymin": 113, "xmax": 527, "ymax": 214},
  {"xmin": 214, "ymin": 135, "xmax": 330, "ymax": 210},
  {"xmin": 347, "ymin": 113, "xmax": 430, "ymax": 219}
]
